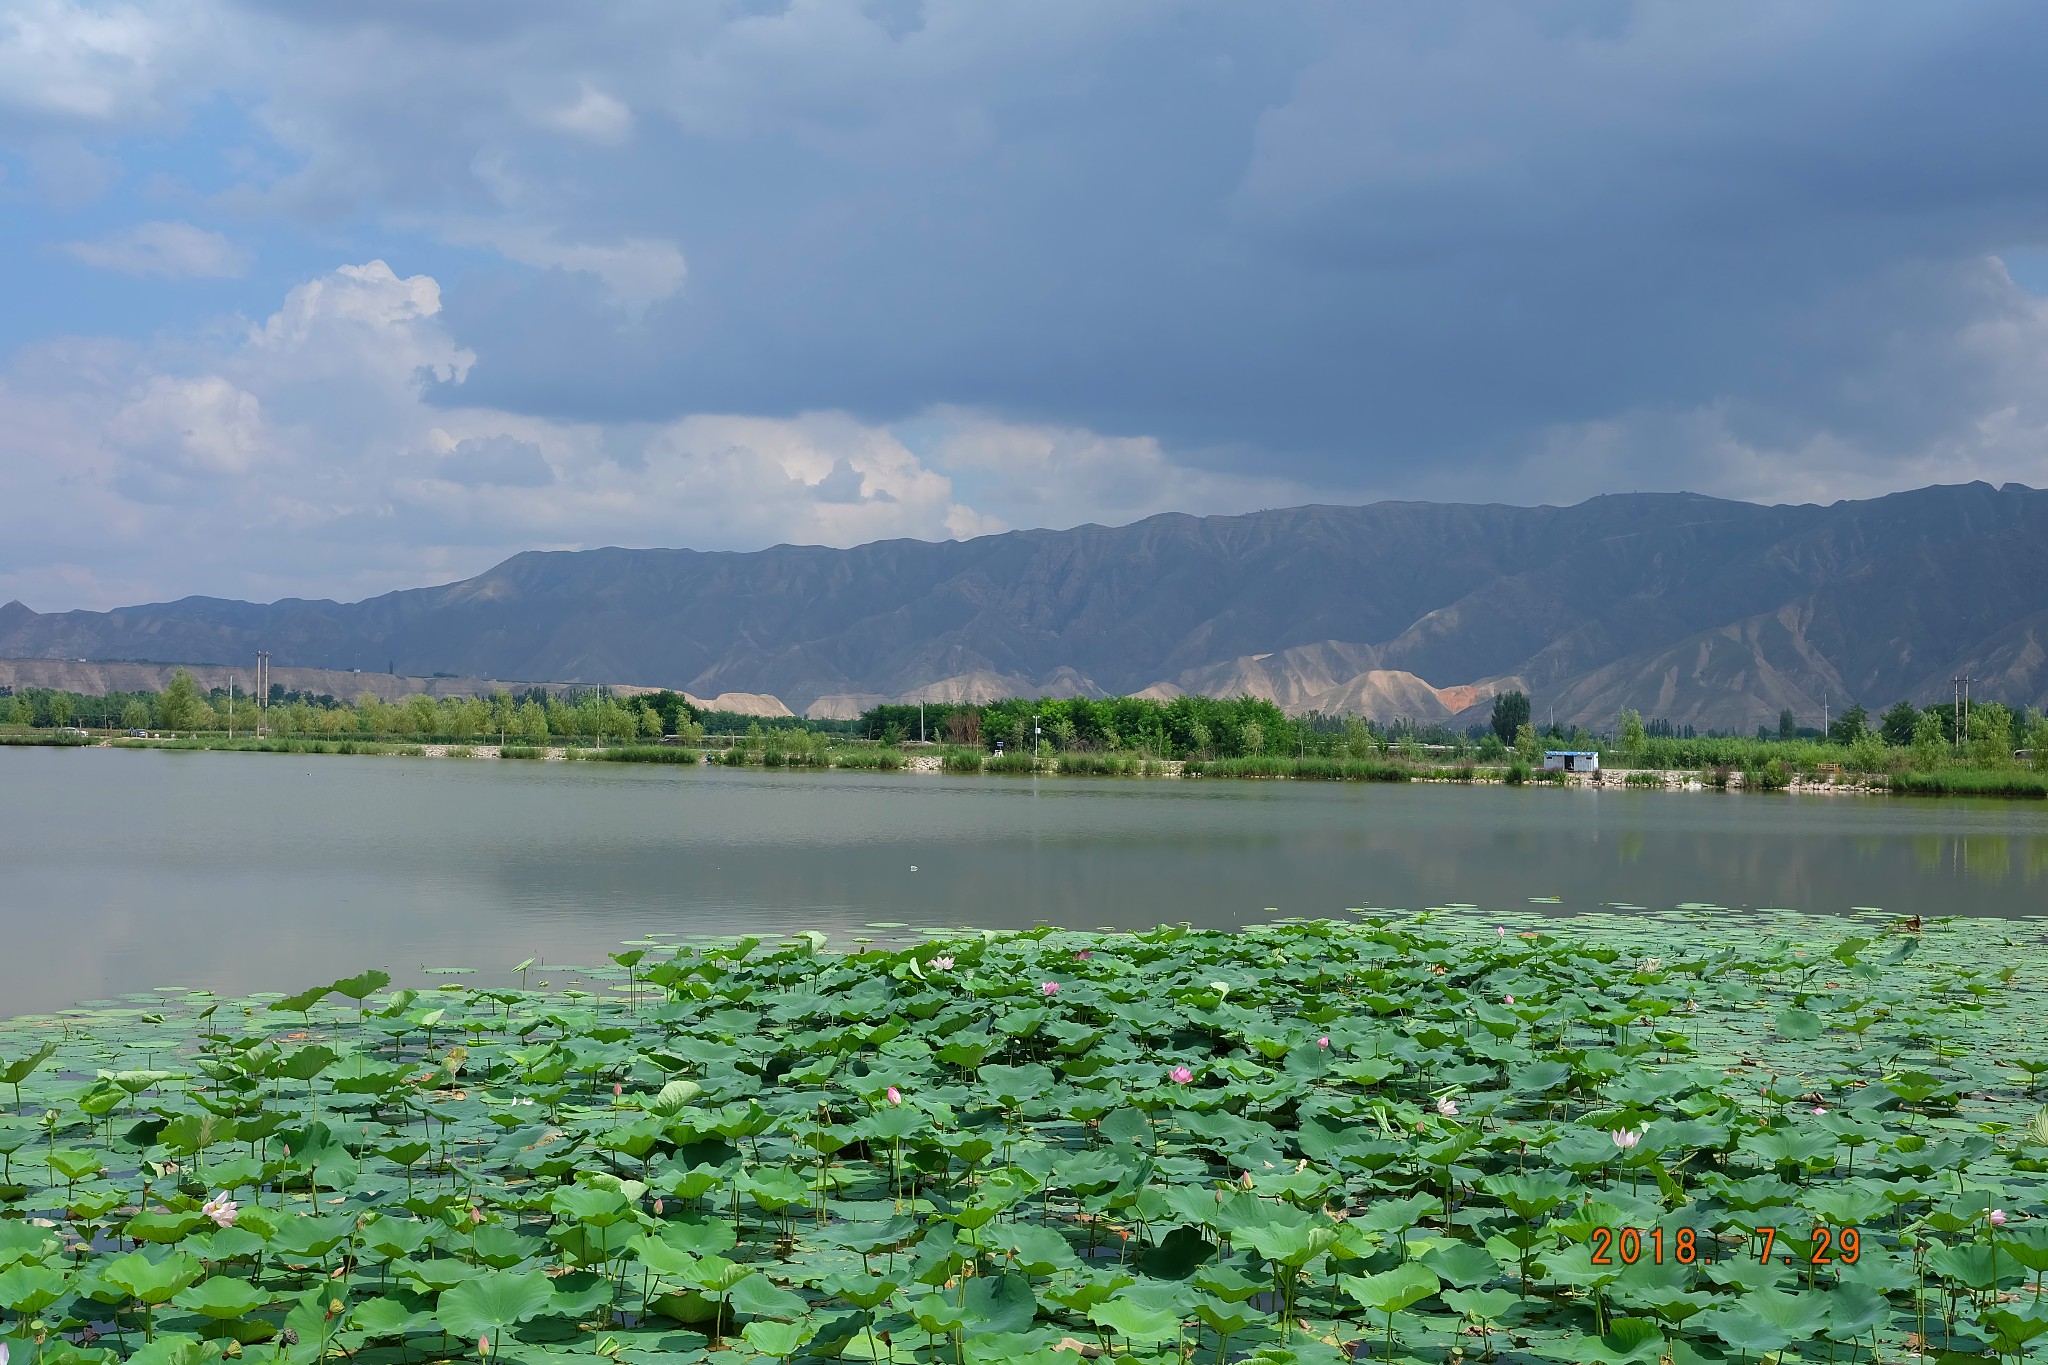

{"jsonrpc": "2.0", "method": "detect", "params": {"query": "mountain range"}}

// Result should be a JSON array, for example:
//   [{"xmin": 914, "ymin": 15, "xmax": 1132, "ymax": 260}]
[{"xmin": 4, "ymin": 481, "xmax": 2045, "ymax": 731}]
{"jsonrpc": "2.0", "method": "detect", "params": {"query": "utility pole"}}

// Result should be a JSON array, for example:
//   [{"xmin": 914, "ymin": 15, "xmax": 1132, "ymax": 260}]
[
  {"xmin": 1953, "ymin": 674, "xmax": 1972, "ymax": 750},
  {"xmin": 255, "ymin": 651, "xmax": 270, "ymax": 736},
  {"xmin": 919, "ymin": 702, "xmax": 925, "ymax": 744},
  {"xmin": 1821, "ymin": 691, "xmax": 1828, "ymax": 739}
]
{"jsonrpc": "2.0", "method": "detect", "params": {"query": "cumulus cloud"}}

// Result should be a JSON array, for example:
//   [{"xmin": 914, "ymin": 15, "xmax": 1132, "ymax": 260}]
[
  {"xmin": 0, "ymin": 262, "xmax": 1244, "ymax": 607},
  {"xmin": 60, "ymin": 221, "xmax": 247, "ymax": 277}
]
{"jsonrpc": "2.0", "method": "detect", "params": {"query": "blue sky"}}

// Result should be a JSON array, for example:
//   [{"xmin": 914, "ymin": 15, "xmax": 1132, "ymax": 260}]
[{"xmin": 4, "ymin": 0, "xmax": 2048, "ymax": 609}]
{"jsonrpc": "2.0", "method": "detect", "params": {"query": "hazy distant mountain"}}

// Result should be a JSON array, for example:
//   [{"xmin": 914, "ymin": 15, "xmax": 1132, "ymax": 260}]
[{"xmin": 4, "ymin": 482, "xmax": 2045, "ymax": 730}]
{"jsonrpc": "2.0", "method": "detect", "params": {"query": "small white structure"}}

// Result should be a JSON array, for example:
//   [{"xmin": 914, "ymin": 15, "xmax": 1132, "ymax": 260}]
[{"xmin": 1543, "ymin": 750, "xmax": 1600, "ymax": 773}]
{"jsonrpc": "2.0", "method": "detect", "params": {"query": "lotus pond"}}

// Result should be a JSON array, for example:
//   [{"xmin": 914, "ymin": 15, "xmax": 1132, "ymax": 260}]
[{"xmin": 0, "ymin": 911, "xmax": 2044, "ymax": 1365}]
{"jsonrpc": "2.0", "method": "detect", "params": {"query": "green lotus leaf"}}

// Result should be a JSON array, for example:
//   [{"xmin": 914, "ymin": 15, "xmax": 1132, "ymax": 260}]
[
  {"xmin": 101, "ymin": 1250, "xmax": 204, "ymax": 1304},
  {"xmin": 172, "ymin": 1275, "xmax": 270, "ymax": 1320},
  {"xmin": 1420, "ymin": 1240, "xmax": 1500, "ymax": 1288},
  {"xmin": 1088, "ymin": 1293, "xmax": 1183, "ymax": 1343},
  {"xmin": 728, "ymin": 1273, "xmax": 809, "ymax": 1320},
  {"xmin": 1343, "ymin": 1262, "xmax": 1440, "ymax": 1315},
  {"xmin": 0, "ymin": 1262, "xmax": 69, "ymax": 1314},
  {"xmin": 435, "ymin": 1269, "xmax": 556, "ymax": 1338},
  {"xmin": 742, "ymin": 1318, "xmax": 818, "ymax": 1359},
  {"xmin": 349, "ymin": 1295, "xmax": 430, "ymax": 1338},
  {"xmin": 0, "ymin": 1222, "xmax": 61, "ymax": 1268}
]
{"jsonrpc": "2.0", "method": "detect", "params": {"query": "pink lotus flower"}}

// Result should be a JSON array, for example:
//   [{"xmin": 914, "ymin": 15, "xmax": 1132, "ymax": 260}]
[
  {"xmin": 1497, "ymin": 926, "xmax": 1505, "ymax": 939},
  {"xmin": 201, "ymin": 1192, "xmax": 238, "ymax": 1228},
  {"xmin": 929, "ymin": 955, "xmax": 955, "ymax": 971},
  {"xmin": 1041, "ymin": 981, "xmax": 1060, "ymax": 996},
  {"xmin": 886, "ymin": 1086, "xmax": 902, "ymax": 1105},
  {"xmin": 654, "ymin": 1198, "xmax": 664, "ymax": 1216},
  {"xmin": 613, "ymin": 1083, "xmax": 622, "ymax": 1097},
  {"xmin": 1317, "ymin": 1036, "xmax": 1329, "ymax": 1049},
  {"xmin": 1812, "ymin": 1106, "xmax": 1827, "ymax": 1116},
  {"xmin": 1503, "ymin": 994, "xmax": 1514, "ymax": 1004},
  {"xmin": 1435, "ymin": 1096, "xmax": 1458, "ymax": 1117},
  {"xmin": 1611, "ymin": 1129, "xmax": 1641, "ymax": 1151},
  {"xmin": 1170, "ymin": 1065, "xmax": 1194, "ymax": 1085},
  {"xmin": 479, "ymin": 1338, "xmax": 490, "ymax": 1359},
  {"xmin": 1989, "ymin": 1208, "xmax": 2008, "ymax": 1227},
  {"xmin": 1073, "ymin": 950, "xmax": 1092, "ymax": 960}
]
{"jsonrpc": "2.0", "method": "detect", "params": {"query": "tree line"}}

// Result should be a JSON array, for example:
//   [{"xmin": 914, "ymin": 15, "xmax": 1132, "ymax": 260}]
[
  {"xmin": 6, "ymin": 671, "xmax": 2042, "ymax": 770},
  {"xmin": 1, "ymin": 672, "xmax": 704, "ymax": 744}
]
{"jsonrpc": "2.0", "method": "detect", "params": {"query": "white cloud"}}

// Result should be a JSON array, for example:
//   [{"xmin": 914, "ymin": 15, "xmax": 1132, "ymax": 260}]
[
  {"xmin": 0, "ymin": 260, "xmax": 1250, "ymax": 608},
  {"xmin": 60, "ymin": 220, "xmax": 247, "ymax": 277},
  {"xmin": 0, "ymin": 0, "xmax": 177, "ymax": 124},
  {"xmin": 540, "ymin": 86, "xmax": 634, "ymax": 144},
  {"xmin": 927, "ymin": 409, "xmax": 1316, "ymax": 527},
  {"xmin": 109, "ymin": 373, "xmax": 264, "ymax": 476}
]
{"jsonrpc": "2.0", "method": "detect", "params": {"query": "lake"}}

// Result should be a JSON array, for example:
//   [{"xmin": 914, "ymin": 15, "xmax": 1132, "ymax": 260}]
[{"xmin": 2, "ymin": 747, "xmax": 2045, "ymax": 1014}]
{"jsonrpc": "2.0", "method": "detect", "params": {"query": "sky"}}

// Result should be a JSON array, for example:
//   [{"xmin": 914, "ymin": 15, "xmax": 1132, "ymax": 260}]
[{"xmin": 5, "ymin": 1, "xmax": 2048, "ymax": 609}]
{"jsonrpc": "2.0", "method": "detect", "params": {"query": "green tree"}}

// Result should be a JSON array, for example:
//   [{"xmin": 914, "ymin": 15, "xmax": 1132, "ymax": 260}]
[
  {"xmin": 1513, "ymin": 722, "xmax": 1540, "ymax": 764},
  {"xmin": 158, "ymin": 669, "xmax": 210, "ymax": 731},
  {"xmin": 1490, "ymin": 691, "xmax": 1530, "ymax": 744},
  {"xmin": 1617, "ymin": 708, "xmax": 1646, "ymax": 762},
  {"xmin": 515, "ymin": 700, "xmax": 550, "ymax": 744},
  {"xmin": 1967, "ymin": 704, "xmax": 2014, "ymax": 766},
  {"xmin": 120, "ymin": 700, "xmax": 151, "ymax": 730},
  {"xmin": 45, "ymin": 693, "xmax": 74, "ymax": 727},
  {"xmin": 1910, "ymin": 707, "xmax": 1945, "ymax": 758},
  {"xmin": 1827, "ymin": 702, "xmax": 1868, "ymax": 745},
  {"xmin": 1878, "ymin": 700, "xmax": 1919, "ymax": 747},
  {"xmin": 1778, "ymin": 707, "xmax": 1796, "ymax": 741}
]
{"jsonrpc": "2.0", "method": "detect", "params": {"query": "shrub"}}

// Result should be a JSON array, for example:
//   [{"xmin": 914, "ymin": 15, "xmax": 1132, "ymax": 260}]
[
  {"xmin": 1624, "ymin": 770, "xmax": 1662, "ymax": 788},
  {"xmin": 720, "ymin": 748, "xmax": 751, "ymax": 767},
  {"xmin": 986, "ymin": 751, "xmax": 1041, "ymax": 774},
  {"xmin": 499, "ymin": 745, "xmax": 545, "ymax": 760},
  {"xmin": 941, "ymin": 746, "xmax": 985, "ymax": 773},
  {"xmin": 1504, "ymin": 760, "xmax": 1529, "ymax": 785},
  {"xmin": 1745, "ymin": 758, "xmax": 1791, "ymax": 791}
]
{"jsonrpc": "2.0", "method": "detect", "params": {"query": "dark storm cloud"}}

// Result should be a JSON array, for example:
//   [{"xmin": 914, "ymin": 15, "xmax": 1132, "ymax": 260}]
[{"xmin": 412, "ymin": 1, "xmax": 2048, "ymax": 487}]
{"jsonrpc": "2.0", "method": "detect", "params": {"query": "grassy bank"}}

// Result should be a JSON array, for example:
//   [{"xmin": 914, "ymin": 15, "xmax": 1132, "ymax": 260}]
[
  {"xmin": 1889, "ymin": 769, "xmax": 2048, "ymax": 798},
  {"xmin": 0, "ymin": 911, "xmax": 2042, "ymax": 1363}
]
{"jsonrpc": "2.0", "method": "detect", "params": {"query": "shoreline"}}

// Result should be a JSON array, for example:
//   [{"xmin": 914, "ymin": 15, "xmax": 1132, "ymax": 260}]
[{"xmin": 3, "ymin": 731, "xmax": 2035, "ymax": 798}]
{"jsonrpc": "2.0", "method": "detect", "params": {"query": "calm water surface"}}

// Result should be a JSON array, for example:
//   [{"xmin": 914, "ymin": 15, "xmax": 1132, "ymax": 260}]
[{"xmin": 3, "ymin": 747, "xmax": 2046, "ymax": 1013}]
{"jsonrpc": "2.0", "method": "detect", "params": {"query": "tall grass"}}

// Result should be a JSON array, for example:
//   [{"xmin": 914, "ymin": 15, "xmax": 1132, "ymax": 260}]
[
  {"xmin": 1889, "ymin": 768, "xmax": 2048, "ymax": 798},
  {"xmin": 985, "ymin": 751, "xmax": 1042, "ymax": 774},
  {"xmin": 596, "ymin": 745, "xmax": 702, "ymax": 764},
  {"xmin": 0, "ymin": 732, "xmax": 92, "ymax": 747},
  {"xmin": 828, "ymin": 748, "xmax": 905, "ymax": 770},
  {"xmin": 1185, "ymin": 755, "xmax": 1412, "ymax": 781},
  {"xmin": 499, "ymin": 745, "xmax": 546, "ymax": 760},
  {"xmin": 941, "ymin": 746, "xmax": 986, "ymax": 773}
]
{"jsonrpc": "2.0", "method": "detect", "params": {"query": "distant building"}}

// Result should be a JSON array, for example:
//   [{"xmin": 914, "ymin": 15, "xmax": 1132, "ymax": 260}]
[{"xmin": 1543, "ymin": 750, "xmax": 1600, "ymax": 773}]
